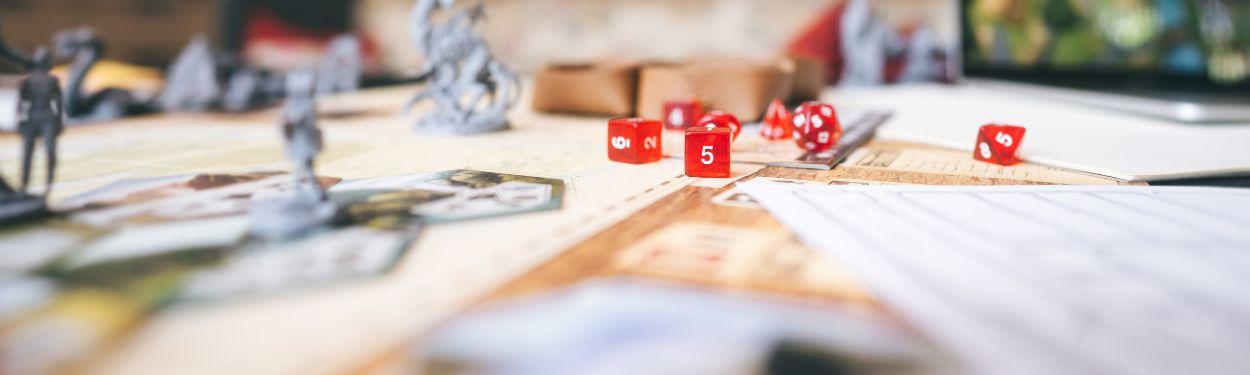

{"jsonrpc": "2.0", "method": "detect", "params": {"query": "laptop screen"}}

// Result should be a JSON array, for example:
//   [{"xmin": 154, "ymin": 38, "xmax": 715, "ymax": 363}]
[{"xmin": 961, "ymin": 0, "xmax": 1250, "ymax": 89}]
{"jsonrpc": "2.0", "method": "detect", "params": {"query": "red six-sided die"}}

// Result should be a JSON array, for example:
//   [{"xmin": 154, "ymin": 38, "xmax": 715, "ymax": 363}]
[
  {"xmin": 760, "ymin": 98, "xmax": 792, "ymax": 140},
  {"xmin": 607, "ymin": 118, "xmax": 663, "ymax": 164},
  {"xmin": 684, "ymin": 126, "xmax": 732, "ymax": 178},
  {"xmin": 695, "ymin": 110, "xmax": 742, "ymax": 141},
  {"xmin": 662, "ymin": 99, "xmax": 703, "ymax": 130},
  {"xmin": 973, "ymin": 123, "xmax": 1026, "ymax": 166},
  {"xmin": 792, "ymin": 101, "xmax": 842, "ymax": 151}
]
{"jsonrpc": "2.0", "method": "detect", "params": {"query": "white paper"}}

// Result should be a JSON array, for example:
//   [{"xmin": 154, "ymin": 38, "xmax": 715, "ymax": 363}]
[
  {"xmin": 825, "ymin": 84, "xmax": 1250, "ymax": 181},
  {"xmin": 741, "ymin": 183, "xmax": 1250, "ymax": 375}
]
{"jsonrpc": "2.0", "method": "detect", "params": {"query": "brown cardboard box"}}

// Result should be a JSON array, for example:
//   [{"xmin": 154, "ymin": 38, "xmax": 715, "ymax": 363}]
[
  {"xmin": 786, "ymin": 54, "xmax": 826, "ymax": 102},
  {"xmin": 636, "ymin": 57, "xmax": 794, "ymax": 123},
  {"xmin": 531, "ymin": 61, "xmax": 640, "ymax": 117}
]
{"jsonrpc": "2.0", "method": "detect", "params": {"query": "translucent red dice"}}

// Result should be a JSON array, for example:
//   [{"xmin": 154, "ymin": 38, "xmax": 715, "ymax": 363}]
[
  {"xmin": 792, "ymin": 101, "xmax": 842, "ymax": 151},
  {"xmin": 684, "ymin": 126, "xmax": 732, "ymax": 178},
  {"xmin": 973, "ymin": 123, "xmax": 1026, "ymax": 166},
  {"xmin": 663, "ymin": 99, "xmax": 703, "ymax": 130},
  {"xmin": 759, "ymin": 99, "xmax": 792, "ymax": 140},
  {"xmin": 607, "ymin": 118, "xmax": 663, "ymax": 164},
  {"xmin": 695, "ymin": 110, "xmax": 742, "ymax": 141}
]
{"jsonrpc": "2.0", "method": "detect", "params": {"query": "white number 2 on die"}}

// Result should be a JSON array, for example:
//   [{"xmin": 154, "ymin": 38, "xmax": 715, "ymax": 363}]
[
  {"xmin": 994, "ymin": 132, "xmax": 1013, "ymax": 147},
  {"xmin": 701, "ymin": 145, "xmax": 714, "ymax": 164}
]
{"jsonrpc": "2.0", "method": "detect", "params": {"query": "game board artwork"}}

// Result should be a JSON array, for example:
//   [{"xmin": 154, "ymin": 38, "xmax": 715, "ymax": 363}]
[
  {"xmin": 331, "ymin": 170, "xmax": 565, "ymax": 224},
  {"xmin": 404, "ymin": 0, "xmax": 520, "ymax": 135}
]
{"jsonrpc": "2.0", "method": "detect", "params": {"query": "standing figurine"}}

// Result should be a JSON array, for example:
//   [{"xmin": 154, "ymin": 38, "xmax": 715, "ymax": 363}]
[
  {"xmin": 17, "ymin": 47, "xmax": 64, "ymax": 198},
  {"xmin": 281, "ymin": 70, "xmax": 326, "ymax": 204},
  {"xmin": 316, "ymin": 34, "xmax": 363, "ymax": 95},
  {"xmin": 404, "ymin": 0, "xmax": 519, "ymax": 135},
  {"xmin": 248, "ymin": 69, "xmax": 336, "ymax": 240},
  {"xmin": 0, "ymin": 20, "xmax": 49, "ymax": 222},
  {"xmin": 159, "ymin": 35, "xmax": 220, "ymax": 112}
]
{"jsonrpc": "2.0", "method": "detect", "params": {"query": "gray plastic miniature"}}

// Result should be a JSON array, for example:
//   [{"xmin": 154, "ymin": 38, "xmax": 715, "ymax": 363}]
[
  {"xmin": 317, "ymin": 34, "xmax": 363, "ymax": 95},
  {"xmin": 17, "ymin": 48, "xmax": 64, "ymax": 197},
  {"xmin": 248, "ymin": 69, "xmax": 336, "ymax": 240},
  {"xmin": 52, "ymin": 27, "xmax": 139, "ymax": 122},
  {"xmin": 0, "ymin": 27, "xmax": 51, "ymax": 222},
  {"xmin": 159, "ymin": 35, "xmax": 220, "ymax": 112},
  {"xmin": 839, "ymin": 0, "xmax": 890, "ymax": 86},
  {"xmin": 404, "ymin": 0, "xmax": 519, "ymax": 135}
]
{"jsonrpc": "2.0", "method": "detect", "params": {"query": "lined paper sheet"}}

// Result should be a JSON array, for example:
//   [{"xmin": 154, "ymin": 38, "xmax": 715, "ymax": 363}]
[{"xmin": 741, "ymin": 183, "xmax": 1250, "ymax": 375}]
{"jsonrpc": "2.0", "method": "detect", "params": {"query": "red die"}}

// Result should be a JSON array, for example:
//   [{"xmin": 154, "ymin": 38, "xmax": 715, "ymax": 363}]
[
  {"xmin": 759, "ymin": 99, "xmax": 792, "ymax": 140},
  {"xmin": 684, "ymin": 126, "xmax": 732, "ymax": 178},
  {"xmin": 663, "ymin": 99, "xmax": 703, "ymax": 130},
  {"xmin": 973, "ymin": 123, "xmax": 1026, "ymax": 166},
  {"xmin": 695, "ymin": 110, "xmax": 742, "ymax": 141},
  {"xmin": 608, "ymin": 118, "xmax": 663, "ymax": 164},
  {"xmin": 792, "ymin": 101, "xmax": 842, "ymax": 151}
]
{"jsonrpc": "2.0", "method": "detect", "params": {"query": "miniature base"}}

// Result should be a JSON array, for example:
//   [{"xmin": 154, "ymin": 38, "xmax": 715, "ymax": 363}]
[
  {"xmin": 412, "ymin": 114, "xmax": 510, "ymax": 136},
  {"xmin": 0, "ymin": 193, "xmax": 49, "ymax": 225},
  {"xmin": 248, "ymin": 197, "xmax": 337, "ymax": 241}
]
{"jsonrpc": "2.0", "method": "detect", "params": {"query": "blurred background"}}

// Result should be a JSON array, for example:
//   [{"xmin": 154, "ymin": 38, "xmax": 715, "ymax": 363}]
[
  {"xmin": 3, "ymin": 0, "xmax": 1247, "ymax": 84},
  {"xmin": 0, "ymin": 0, "xmax": 957, "ymax": 75}
]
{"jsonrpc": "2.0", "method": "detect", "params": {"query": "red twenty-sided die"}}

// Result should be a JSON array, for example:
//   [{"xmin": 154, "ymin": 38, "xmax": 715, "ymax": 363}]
[
  {"xmin": 973, "ymin": 123, "xmax": 1026, "ymax": 166},
  {"xmin": 695, "ymin": 110, "xmax": 742, "ymax": 141},
  {"xmin": 663, "ymin": 99, "xmax": 703, "ymax": 130},
  {"xmin": 684, "ymin": 126, "xmax": 732, "ymax": 178},
  {"xmin": 759, "ymin": 99, "xmax": 792, "ymax": 140},
  {"xmin": 792, "ymin": 101, "xmax": 842, "ymax": 151},
  {"xmin": 608, "ymin": 118, "xmax": 663, "ymax": 164}
]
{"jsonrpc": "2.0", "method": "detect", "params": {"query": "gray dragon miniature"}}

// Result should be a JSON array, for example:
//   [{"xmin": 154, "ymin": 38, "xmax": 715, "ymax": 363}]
[
  {"xmin": 52, "ymin": 27, "xmax": 143, "ymax": 122},
  {"xmin": 404, "ymin": 0, "xmax": 519, "ymax": 135}
]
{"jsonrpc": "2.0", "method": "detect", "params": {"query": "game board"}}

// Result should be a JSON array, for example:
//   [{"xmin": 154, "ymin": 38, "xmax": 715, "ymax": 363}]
[{"xmin": 0, "ymin": 85, "xmax": 1132, "ymax": 375}]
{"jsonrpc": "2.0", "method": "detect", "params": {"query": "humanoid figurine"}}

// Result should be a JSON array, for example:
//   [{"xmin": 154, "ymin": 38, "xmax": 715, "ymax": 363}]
[
  {"xmin": 248, "ymin": 69, "xmax": 336, "ymax": 240},
  {"xmin": 158, "ymin": 35, "xmax": 220, "ymax": 112},
  {"xmin": 316, "ymin": 34, "xmax": 363, "ymax": 95},
  {"xmin": 839, "ymin": 0, "xmax": 891, "ymax": 86},
  {"xmin": 281, "ymin": 70, "xmax": 327, "ymax": 204},
  {"xmin": 0, "ymin": 47, "xmax": 62, "ymax": 222},
  {"xmin": 404, "ymin": 0, "xmax": 519, "ymax": 135},
  {"xmin": 17, "ymin": 48, "xmax": 64, "ymax": 197},
  {"xmin": 52, "ymin": 27, "xmax": 145, "ymax": 122}
]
